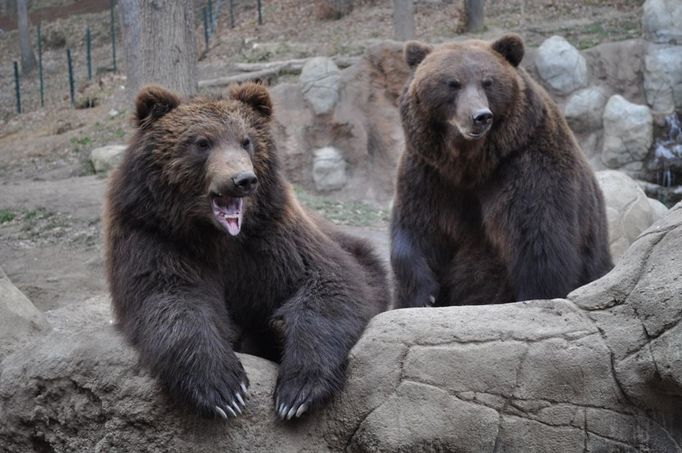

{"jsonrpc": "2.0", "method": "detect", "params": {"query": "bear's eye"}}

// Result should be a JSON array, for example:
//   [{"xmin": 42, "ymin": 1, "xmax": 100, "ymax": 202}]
[
  {"xmin": 482, "ymin": 78, "xmax": 493, "ymax": 88},
  {"xmin": 447, "ymin": 80, "xmax": 461, "ymax": 90},
  {"xmin": 241, "ymin": 137, "xmax": 251, "ymax": 150},
  {"xmin": 195, "ymin": 138, "xmax": 211, "ymax": 151}
]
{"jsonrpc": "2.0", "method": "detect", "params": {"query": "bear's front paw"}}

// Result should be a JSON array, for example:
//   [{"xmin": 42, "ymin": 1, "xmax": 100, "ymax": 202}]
[
  {"xmin": 170, "ymin": 356, "xmax": 249, "ymax": 420},
  {"xmin": 273, "ymin": 367, "xmax": 341, "ymax": 421}
]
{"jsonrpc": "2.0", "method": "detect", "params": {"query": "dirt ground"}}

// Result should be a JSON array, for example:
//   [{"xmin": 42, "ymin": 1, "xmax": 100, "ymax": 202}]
[{"xmin": 0, "ymin": 0, "xmax": 643, "ymax": 312}]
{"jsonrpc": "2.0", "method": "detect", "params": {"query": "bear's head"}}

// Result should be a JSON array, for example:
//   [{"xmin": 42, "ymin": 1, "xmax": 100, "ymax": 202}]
[
  {"xmin": 403, "ymin": 34, "xmax": 524, "ymax": 141},
  {"xmin": 131, "ymin": 82, "xmax": 274, "ymax": 237}
]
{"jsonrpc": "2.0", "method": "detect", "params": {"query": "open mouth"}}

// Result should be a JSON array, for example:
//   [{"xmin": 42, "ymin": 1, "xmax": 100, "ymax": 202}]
[{"xmin": 211, "ymin": 196, "xmax": 244, "ymax": 237}]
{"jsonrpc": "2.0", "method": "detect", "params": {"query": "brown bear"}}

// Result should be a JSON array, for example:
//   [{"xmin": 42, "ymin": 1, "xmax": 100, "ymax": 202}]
[
  {"xmin": 390, "ymin": 34, "xmax": 613, "ymax": 308},
  {"xmin": 103, "ymin": 83, "xmax": 389, "ymax": 421}
]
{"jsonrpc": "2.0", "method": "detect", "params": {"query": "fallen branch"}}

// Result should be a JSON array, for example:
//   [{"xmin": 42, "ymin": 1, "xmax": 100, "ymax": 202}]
[{"xmin": 198, "ymin": 56, "xmax": 361, "ymax": 89}]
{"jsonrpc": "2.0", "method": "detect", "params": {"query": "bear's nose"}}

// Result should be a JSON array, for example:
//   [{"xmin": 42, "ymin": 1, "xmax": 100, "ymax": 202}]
[
  {"xmin": 473, "ymin": 109, "xmax": 493, "ymax": 126},
  {"xmin": 231, "ymin": 171, "xmax": 258, "ymax": 196}
]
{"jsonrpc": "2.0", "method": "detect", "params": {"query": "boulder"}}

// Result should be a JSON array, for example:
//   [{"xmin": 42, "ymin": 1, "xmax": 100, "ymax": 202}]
[
  {"xmin": 312, "ymin": 147, "xmax": 348, "ymax": 191},
  {"xmin": 0, "ymin": 267, "xmax": 50, "ymax": 360},
  {"xmin": 582, "ymin": 40, "xmax": 645, "ymax": 105},
  {"xmin": 643, "ymin": 44, "xmax": 682, "ymax": 113},
  {"xmin": 649, "ymin": 197, "xmax": 669, "ymax": 221},
  {"xmin": 642, "ymin": 0, "xmax": 682, "ymax": 45},
  {"xmin": 300, "ymin": 57, "xmax": 341, "ymax": 115},
  {"xmin": 2, "ymin": 204, "xmax": 682, "ymax": 451},
  {"xmin": 601, "ymin": 95, "xmax": 653, "ymax": 171},
  {"xmin": 564, "ymin": 86, "xmax": 609, "ymax": 132},
  {"xmin": 596, "ymin": 170, "xmax": 656, "ymax": 261},
  {"xmin": 271, "ymin": 41, "xmax": 406, "ymax": 202},
  {"xmin": 535, "ymin": 36, "xmax": 588, "ymax": 95},
  {"xmin": 89, "ymin": 144, "xmax": 126, "ymax": 174}
]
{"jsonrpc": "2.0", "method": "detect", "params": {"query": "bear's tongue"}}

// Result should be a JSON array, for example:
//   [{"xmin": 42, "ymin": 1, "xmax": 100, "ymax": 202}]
[{"xmin": 211, "ymin": 197, "xmax": 243, "ymax": 237}]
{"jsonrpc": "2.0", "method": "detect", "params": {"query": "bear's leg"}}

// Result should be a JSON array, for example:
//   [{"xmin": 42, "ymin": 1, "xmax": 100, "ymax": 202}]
[
  {"xmin": 482, "ymin": 157, "xmax": 582, "ymax": 300},
  {"xmin": 271, "ymin": 284, "xmax": 369, "ymax": 420},
  {"xmin": 125, "ymin": 290, "xmax": 248, "ymax": 419},
  {"xmin": 390, "ymin": 226, "xmax": 440, "ymax": 308}
]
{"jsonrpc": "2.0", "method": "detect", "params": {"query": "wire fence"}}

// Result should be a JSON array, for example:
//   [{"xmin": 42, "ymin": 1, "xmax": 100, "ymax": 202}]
[{"xmin": 5, "ymin": 0, "xmax": 265, "ymax": 117}]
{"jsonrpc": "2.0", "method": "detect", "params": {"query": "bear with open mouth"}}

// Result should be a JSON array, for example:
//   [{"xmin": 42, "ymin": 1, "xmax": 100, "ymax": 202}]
[{"xmin": 103, "ymin": 83, "xmax": 389, "ymax": 420}]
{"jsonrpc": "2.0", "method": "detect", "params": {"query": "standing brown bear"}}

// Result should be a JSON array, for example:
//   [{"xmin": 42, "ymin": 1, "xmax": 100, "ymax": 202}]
[
  {"xmin": 391, "ymin": 34, "xmax": 612, "ymax": 308},
  {"xmin": 104, "ymin": 83, "xmax": 389, "ymax": 420}
]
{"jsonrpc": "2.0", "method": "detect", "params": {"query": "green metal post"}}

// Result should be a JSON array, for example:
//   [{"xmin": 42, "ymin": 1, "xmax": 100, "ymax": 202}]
[
  {"xmin": 86, "ymin": 27, "xmax": 92, "ymax": 80},
  {"xmin": 110, "ymin": 0, "xmax": 117, "ymax": 71},
  {"xmin": 13, "ymin": 61, "xmax": 21, "ymax": 114},
  {"xmin": 229, "ymin": 0, "xmax": 234, "ymax": 28},
  {"xmin": 257, "ymin": 0, "xmax": 262, "ymax": 25},
  {"xmin": 208, "ymin": 0, "xmax": 214, "ymax": 33},
  {"xmin": 67, "ymin": 48, "xmax": 75, "ymax": 107},
  {"xmin": 37, "ymin": 22, "xmax": 44, "ymax": 107}
]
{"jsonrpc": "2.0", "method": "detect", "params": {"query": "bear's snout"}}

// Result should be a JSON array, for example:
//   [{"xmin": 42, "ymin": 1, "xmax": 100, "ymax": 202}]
[
  {"xmin": 472, "ymin": 109, "xmax": 493, "ymax": 127},
  {"xmin": 210, "ymin": 171, "xmax": 258, "ymax": 198},
  {"xmin": 231, "ymin": 171, "xmax": 258, "ymax": 197}
]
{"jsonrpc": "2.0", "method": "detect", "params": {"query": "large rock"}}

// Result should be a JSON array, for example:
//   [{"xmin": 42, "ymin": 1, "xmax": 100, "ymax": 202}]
[
  {"xmin": 601, "ymin": 95, "xmax": 653, "ymax": 171},
  {"xmin": 2, "ymin": 205, "xmax": 682, "ymax": 451},
  {"xmin": 643, "ymin": 44, "xmax": 682, "ymax": 113},
  {"xmin": 299, "ymin": 57, "xmax": 341, "ymax": 115},
  {"xmin": 535, "ymin": 36, "xmax": 588, "ymax": 95},
  {"xmin": 0, "ymin": 267, "xmax": 50, "ymax": 360},
  {"xmin": 642, "ymin": 0, "xmax": 682, "ymax": 45},
  {"xmin": 89, "ymin": 144, "xmax": 126, "ymax": 174},
  {"xmin": 564, "ymin": 86, "xmax": 609, "ymax": 132},
  {"xmin": 271, "ymin": 41, "xmax": 406, "ymax": 202},
  {"xmin": 312, "ymin": 147, "xmax": 348, "ymax": 191},
  {"xmin": 582, "ymin": 40, "xmax": 645, "ymax": 105},
  {"xmin": 596, "ymin": 170, "xmax": 656, "ymax": 261}
]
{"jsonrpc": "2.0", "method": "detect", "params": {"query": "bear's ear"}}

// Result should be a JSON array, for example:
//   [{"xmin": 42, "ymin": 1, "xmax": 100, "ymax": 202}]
[
  {"xmin": 134, "ymin": 85, "xmax": 180, "ymax": 129},
  {"xmin": 230, "ymin": 82, "xmax": 273, "ymax": 119},
  {"xmin": 404, "ymin": 41, "xmax": 433, "ymax": 68},
  {"xmin": 491, "ymin": 34, "xmax": 525, "ymax": 67}
]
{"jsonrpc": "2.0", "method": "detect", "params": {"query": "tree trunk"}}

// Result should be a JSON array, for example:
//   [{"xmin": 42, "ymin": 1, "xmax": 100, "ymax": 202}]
[
  {"xmin": 464, "ymin": 0, "xmax": 485, "ymax": 32},
  {"xmin": 118, "ymin": 0, "xmax": 198, "ymax": 98},
  {"xmin": 17, "ymin": 0, "xmax": 36, "ymax": 74},
  {"xmin": 392, "ymin": 0, "xmax": 415, "ymax": 41}
]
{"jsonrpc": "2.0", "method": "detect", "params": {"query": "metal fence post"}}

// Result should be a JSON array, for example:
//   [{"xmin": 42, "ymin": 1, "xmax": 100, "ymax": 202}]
[
  {"xmin": 13, "ymin": 61, "xmax": 21, "ymax": 114},
  {"xmin": 257, "ymin": 0, "xmax": 262, "ymax": 25},
  {"xmin": 110, "ymin": 0, "xmax": 117, "ymax": 71},
  {"xmin": 208, "ymin": 0, "xmax": 214, "ymax": 33},
  {"xmin": 67, "ymin": 48, "xmax": 75, "ymax": 107},
  {"xmin": 229, "ymin": 0, "xmax": 234, "ymax": 28},
  {"xmin": 86, "ymin": 26, "xmax": 92, "ymax": 80},
  {"xmin": 37, "ymin": 22, "xmax": 44, "ymax": 107}
]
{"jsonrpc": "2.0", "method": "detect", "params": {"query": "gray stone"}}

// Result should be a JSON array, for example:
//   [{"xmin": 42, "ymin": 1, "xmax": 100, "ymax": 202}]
[
  {"xmin": 649, "ymin": 197, "xmax": 669, "ymax": 221},
  {"xmin": 601, "ymin": 95, "xmax": 653, "ymax": 169},
  {"xmin": 643, "ymin": 44, "xmax": 682, "ymax": 113},
  {"xmin": 535, "ymin": 36, "xmax": 588, "ymax": 95},
  {"xmin": 642, "ymin": 0, "xmax": 682, "ymax": 45},
  {"xmin": 0, "ymin": 267, "xmax": 50, "ymax": 360},
  {"xmin": 596, "ymin": 170, "xmax": 656, "ymax": 261},
  {"xmin": 312, "ymin": 147, "xmax": 348, "ymax": 191},
  {"xmin": 89, "ymin": 144, "xmax": 127, "ymax": 174},
  {"xmin": 300, "ymin": 57, "xmax": 340, "ymax": 115},
  {"xmin": 564, "ymin": 86, "xmax": 609, "ymax": 132}
]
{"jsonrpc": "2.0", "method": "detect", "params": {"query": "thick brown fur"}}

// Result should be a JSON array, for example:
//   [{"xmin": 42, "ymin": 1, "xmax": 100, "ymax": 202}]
[
  {"xmin": 103, "ymin": 82, "xmax": 389, "ymax": 419},
  {"xmin": 391, "ymin": 34, "xmax": 613, "ymax": 308}
]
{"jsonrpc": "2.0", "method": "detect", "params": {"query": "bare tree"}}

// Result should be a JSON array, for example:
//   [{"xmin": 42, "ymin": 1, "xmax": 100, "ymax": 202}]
[
  {"xmin": 464, "ymin": 0, "xmax": 485, "ymax": 32},
  {"xmin": 118, "ymin": 0, "xmax": 198, "ymax": 98},
  {"xmin": 392, "ymin": 0, "xmax": 415, "ymax": 41},
  {"xmin": 17, "ymin": 0, "xmax": 36, "ymax": 73}
]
